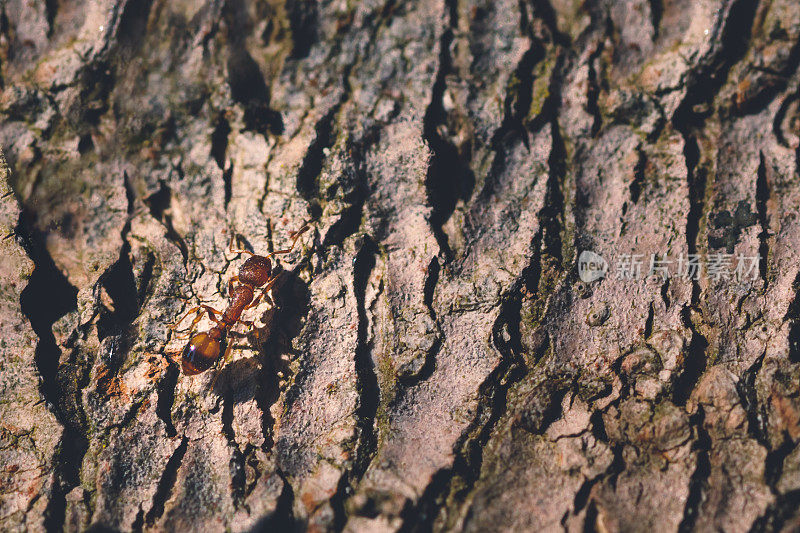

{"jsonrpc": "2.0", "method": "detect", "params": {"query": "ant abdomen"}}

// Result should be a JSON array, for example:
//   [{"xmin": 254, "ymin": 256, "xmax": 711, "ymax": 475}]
[
  {"xmin": 238, "ymin": 256, "xmax": 272, "ymax": 287},
  {"xmin": 182, "ymin": 331, "xmax": 225, "ymax": 375}
]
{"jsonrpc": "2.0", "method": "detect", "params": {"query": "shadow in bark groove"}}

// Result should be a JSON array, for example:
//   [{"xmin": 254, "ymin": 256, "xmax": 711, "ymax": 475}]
[
  {"xmin": 156, "ymin": 361, "xmax": 179, "ymax": 438},
  {"xmin": 246, "ymin": 469, "xmax": 300, "ymax": 532},
  {"xmin": 116, "ymin": 0, "xmax": 155, "ymax": 53},
  {"xmin": 144, "ymin": 180, "xmax": 189, "ymax": 265},
  {"xmin": 330, "ymin": 235, "xmax": 379, "ymax": 531},
  {"xmin": 677, "ymin": 409, "xmax": 711, "ymax": 533},
  {"xmin": 145, "ymin": 436, "xmax": 188, "ymax": 527},
  {"xmin": 756, "ymin": 152, "xmax": 770, "ymax": 283},
  {"xmin": 397, "ymin": 256, "xmax": 442, "ymax": 388},
  {"xmin": 256, "ymin": 269, "xmax": 311, "ymax": 452},
  {"xmin": 224, "ymin": 0, "xmax": 284, "ymax": 136},
  {"xmin": 397, "ymin": 292, "xmax": 531, "ymax": 533},
  {"xmin": 400, "ymin": 127, "xmax": 570, "ymax": 526},
  {"xmin": 17, "ymin": 211, "xmax": 86, "ymax": 533},
  {"xmin": 286, "ymin": 0, "xmax": 318, "ymax": 59},
  {"xmin": 423, "ymin": 0, "xmax": 475, "ymax": 261},
  {"xmin": 749, "ymin": 489, "xmax": 800, "ymax": 532}
]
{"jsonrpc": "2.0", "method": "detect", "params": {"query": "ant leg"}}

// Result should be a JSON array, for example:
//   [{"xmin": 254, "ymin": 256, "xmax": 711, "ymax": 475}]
[
  {"xmin": 290, "ymin": 221, "xmax": 311, "ymax": 238},
  {"xmin": 243, "ymin": 291, "xmax": 264, "ymax": 311},
  {"xmin": 170, "ymin": 306, "xmax": 203, "ymax": 331},
  {"xmin": 263, "ymin": 222, "xmax": 310, "ymax": 260},
  {"xmin": 228, "ymin": 275, "xmax": 239, "ymax": 297},
  {"xmin": 228, "ymin": 247, "xmax": 255, "ymax": 256},
  {"xmin": 170, "ymin": 307, "xmax": 203, "ymax": 341},
  {"xmin": 228, "ymin": 234, "xmax": 255, "ymax": 257},
  {"xmin": 227, "ymin": 318, "xmax": 254, "ymax": 338},
  {"xmin": 170, "ymin": 305, "xmax": 224, "ymax": 332},
  {"xmin": 240, "ymin": 319, "xmax": 266, "ymax": 343},
  {"xmin": 234, "ymin": 319, "xmax": 255, "ymax": 337},
  {"xmin": 261, "ymin": 274, "xmax": 280, "ymax": 306},
  {"xmin": 199, "ymin": 305, "xmax": 225, "ymax": 326},
  {"xmin": 243, "ymin": 274, "xmax": 280, "ymax": 312},
  {"xmin": 173, "ymin": 307, "xmax": 213, "ymax": 340},
  {"xmin": 209, "ymin": 342, "xmax": 234, "ymax": 390},
  {"xmin": 162, "ymin": 350, "xmax": 181, "ymax": 365}
]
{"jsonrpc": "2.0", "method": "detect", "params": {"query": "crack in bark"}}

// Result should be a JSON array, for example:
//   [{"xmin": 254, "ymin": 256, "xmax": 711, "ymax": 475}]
[
  {"xmin": 16, "ymin": 212, "xmax": 85, "ymax": 532},
  {"xmin": 144, "ymin": 177, "xmax": 189, "ymax": 266},
  {"xmin": 630, "ymin": 145, "xmax": 646, "ymax": 205},
  {"xmin": 225, "ymin": 0, "xmax": 284, "ymax": 136},
  {"xmin": 398, "ymin": 298, "xmax": 531, "ymax": 533},
  {"xmin": 474, "ymin": 16, "xmax": 553, "ymax": 209},
  {"xmin": 115, "ymin": 0, "xmax": 154, "ymax": 52},
  {"xmin": 570, "ymin": 414, "xmax": 625, "ymax": 522},
  {"xmin": 683, "ymin": 0, "xmax": 758, "ymax": 107},
  {"xmin": 674, "ymin": 305, "xmax": 709, "ymax": 406},
  {"xmin": 285, "ymin": 0, "xmax": 319, "ymax": 59},
  {"xmin": 292, "ymin": 1, "xmax": 393, "ymax": 221},
  {"xmin": 644, "ymin": 301, "xmax": 655, "ymax": 339},
  {"xmin": 250, "ymin": 468, "xmax": 298, "ymax": 530},
  {"xmin": 586, "ymin": 32, "xmax": 606, "ymax": 138},
  {"xmin": 400, "ymin": 108, "xmax": 569, "ymax": 530},
  {"xmin": 43, "ymin": 0, "xmax": 58, "ymax": 37},
  {"xmin": 677, "ymin": 409, "xmax": 711, "ymax": 533},
  {"xmin": 755, "ymin": 151, "xmax": 770, "ymax": 284},
  {"xmin": 764, "ymin": 435, "xmax": 795, "ymax": 489},
  {"xmin": 96, "ymin": 246, "xmax": 139, "ymax": 347},
  {"xmin": 221, "ymin": 388, "xmax": 248, "ymax": 509},
  {"xmin": 671, "ymin": 125, "xmax": 709, "ymax": 407},
  {"xmin": 330, "ymin": 235, "xmax": 379, "ymax": 531},
  {"xmin": 320, "ymin": 125, "xmax": 376, "ymax": 251},
  {"xmin": 210, "ymin": 112, "xmax": 233, "ymax": 208},
  {"xmin": 773, "ymin": 91, "xmax": 800, "ymax": 149},
  {"xmin": 422, "ymin": 0, "xmax": 471, "ymax": 261},
  {"xmin": 501, "ymin": 40, "xmax": 546, "ymax": 144},
  {"xmin": 16, "ymin": 170, "xmax": 145, "ymax": 530},
  {"xmin": 295, "ymin": 101, "xmax": 342, "ymax": 215},
  {"xmin": 145, "ymin": 435, "xmax": 188, "ymax": 527},
  {"xmin": 131, "ymin": 505, "xmax": 144, "ymax": 532},
  {"xmin": 734, "ymin": 30, "xmax": 800, "ymax": 117},
  {"xmin": 749, "ymin": 489, "xmax": 800, "ymax": 532},
  {"xmin": 529, "ymin": 0, "xmax": 570, "ymax": 47},
  {"xmin": 648, "ymin": 0, "xmax": 662, "ymax": 41},
  {"xmin": 738, "ymin": 350, "xmax": 768, "ymax": 443},
  {"xmin": 398, "ymin": 256, "xmax": 442, "ymax": 387},
  {"xmin": 155, "ymin": 361, "xmax": 179, "ymax": 438},
  {"xmin": 664, "ymin": 12, "xmax": 762, "ymax": 514},
  {"xmin": 786, "ymin": 271, "xmax": 800, "ymax": 363}
]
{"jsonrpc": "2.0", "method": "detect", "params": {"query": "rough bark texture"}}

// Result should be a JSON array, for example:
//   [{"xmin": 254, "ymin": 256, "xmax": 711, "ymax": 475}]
[{"xmin": 2, "ymin": 0, "xmax": 800, "ymax": 531}]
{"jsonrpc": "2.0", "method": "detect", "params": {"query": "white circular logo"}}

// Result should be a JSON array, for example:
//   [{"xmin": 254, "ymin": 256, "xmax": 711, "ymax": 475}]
[{"xmin": 578, "ymin": 250, "xmax": 607, "ymax": 283}]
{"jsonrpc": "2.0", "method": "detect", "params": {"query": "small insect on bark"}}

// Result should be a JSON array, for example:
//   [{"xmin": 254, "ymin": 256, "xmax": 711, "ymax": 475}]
[{"xmin": 170, "ymin": 222, "xmax": 310, "ymax": 375}]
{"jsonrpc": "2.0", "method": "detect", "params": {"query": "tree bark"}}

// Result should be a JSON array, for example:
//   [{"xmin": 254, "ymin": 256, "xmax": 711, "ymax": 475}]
[{"xmin": 2, "ymin": 0, "xmax": 800, "ymax": 531}]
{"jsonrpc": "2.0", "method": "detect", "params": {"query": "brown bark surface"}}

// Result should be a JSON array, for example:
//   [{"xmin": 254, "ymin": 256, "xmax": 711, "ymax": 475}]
[{"xmin": 2, "ymin": 0, "xmax": 800, "ymax": 531}]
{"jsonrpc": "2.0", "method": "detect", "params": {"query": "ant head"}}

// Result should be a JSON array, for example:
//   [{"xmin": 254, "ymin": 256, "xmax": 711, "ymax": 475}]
[{"xmin": 239, "ymin": 255, "xmax": 272, "ymax": 287}]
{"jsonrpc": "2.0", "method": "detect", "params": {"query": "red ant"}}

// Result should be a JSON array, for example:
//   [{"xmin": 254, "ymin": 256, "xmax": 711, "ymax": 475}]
[{"xmin": 170, "ymin": 223, "xmax": 309, "ymax": 375}]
